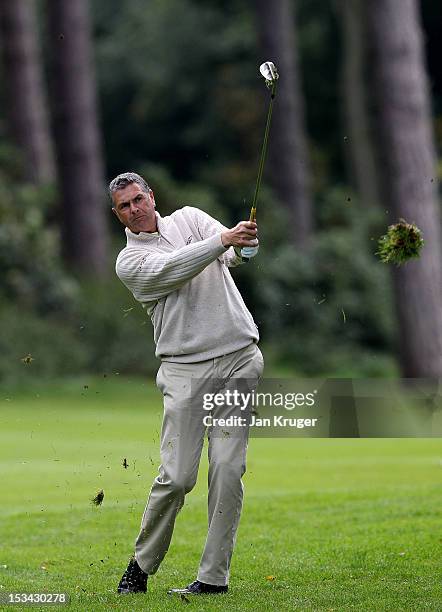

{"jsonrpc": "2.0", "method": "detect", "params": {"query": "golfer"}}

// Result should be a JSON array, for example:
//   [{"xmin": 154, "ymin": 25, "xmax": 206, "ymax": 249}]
[{"xmin": 110, "ymin": 172, "xmax": 264, "ymax": 596}]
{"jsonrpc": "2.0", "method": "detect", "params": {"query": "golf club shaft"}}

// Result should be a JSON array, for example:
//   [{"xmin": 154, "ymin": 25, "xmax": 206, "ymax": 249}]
[
  {"xmin": 242, "ymin": 80, "xmax": 277, "ymax": 261},
  {"xmin": 249, "ymin": 79, "xmax": 278, "ymax": 223}
]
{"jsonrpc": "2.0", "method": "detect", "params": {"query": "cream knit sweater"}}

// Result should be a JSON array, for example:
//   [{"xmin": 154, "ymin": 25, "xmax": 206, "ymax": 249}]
[{"xmin": 115, "ymin": 206, "xmax": 259, "ymax": 362}]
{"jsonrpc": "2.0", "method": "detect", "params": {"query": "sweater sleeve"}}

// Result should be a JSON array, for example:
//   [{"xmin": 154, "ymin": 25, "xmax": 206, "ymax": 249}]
[
  {"xmin": 186, "ymin": 206, "xmax": 244, "ymax": 268},
  {"xmin": 116, "ymin": 233, "xmax": 227, "ymax": 302}
]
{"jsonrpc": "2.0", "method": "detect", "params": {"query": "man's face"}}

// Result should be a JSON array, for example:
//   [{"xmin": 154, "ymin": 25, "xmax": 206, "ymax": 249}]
[{"xmin": 112, "ymin": 183, "xmax": 157, "ymax": 233}]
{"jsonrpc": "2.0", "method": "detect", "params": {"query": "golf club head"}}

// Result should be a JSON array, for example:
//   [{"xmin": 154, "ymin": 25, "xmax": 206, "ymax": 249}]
[{"xmin": 259, "ymin": 61, "xmax": 279, "ymax": 85}]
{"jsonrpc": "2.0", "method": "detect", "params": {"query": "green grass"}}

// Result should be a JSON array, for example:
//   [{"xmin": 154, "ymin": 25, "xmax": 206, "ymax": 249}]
[{"xmin": 0, "ymin": 376, "xmax": 441, "ymax": 611}]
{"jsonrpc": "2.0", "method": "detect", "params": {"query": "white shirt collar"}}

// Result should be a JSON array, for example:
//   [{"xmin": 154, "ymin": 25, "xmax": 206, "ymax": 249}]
[{"xmin": 125, "ymin": 211, "xmax": 168, "ymax": 245}]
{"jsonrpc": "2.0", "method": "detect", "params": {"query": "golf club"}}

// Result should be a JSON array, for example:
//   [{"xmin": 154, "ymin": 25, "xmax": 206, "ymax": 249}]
[{"xmin": 241, "ymin": 61, "xmax": 279, "ymax": 261}]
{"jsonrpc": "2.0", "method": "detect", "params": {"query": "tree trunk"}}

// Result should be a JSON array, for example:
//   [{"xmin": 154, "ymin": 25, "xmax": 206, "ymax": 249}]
[
  {"xmin": 0, "ymin": 0, "xmax": 54, "ymax": 183},
  {"xmin": 367, "ymin": 0, "xmax": 442, "ymax": 377},
  {"xmin": 46, "ymin": 0, "xmax": 108, "ymax": 275},
  {"xmin": 253, "ymin": 0, "xmax": 313, "ymax": 250},
  {"xmin": 337, "ymin": 0, "xmax": 380, "ymax": 208}
]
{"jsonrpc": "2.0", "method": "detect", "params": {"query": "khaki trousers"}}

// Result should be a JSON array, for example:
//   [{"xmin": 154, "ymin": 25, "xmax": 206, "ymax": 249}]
[{"xmin": 134, "ymin": 343, "xmax": 264, "ymax": 586}]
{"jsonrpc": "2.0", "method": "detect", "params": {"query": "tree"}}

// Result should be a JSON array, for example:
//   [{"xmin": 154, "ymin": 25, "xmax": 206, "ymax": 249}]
[
  {"xmin": 367, "ymin": 0, "xmax": 442, "ymax": 377},
  {"xmin": 46, "ymin": 0, "xmax": 108, "ymax": 275},
  {"xmin": 337, "ymin": 0, "xmax": 380, "ymax": 209},
  {"xmin": 0, "ymin": 0, "xmax": 54, "ymax": 183},
  {"xmin": 253, "ymin": 0, "xmax": 313, "ymax": 249}
]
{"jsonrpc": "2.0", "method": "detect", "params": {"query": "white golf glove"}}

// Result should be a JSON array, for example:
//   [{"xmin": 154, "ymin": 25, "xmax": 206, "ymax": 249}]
[{"xmin": 240, "ymin": 245, "xmax": 259, "ymax": 259}]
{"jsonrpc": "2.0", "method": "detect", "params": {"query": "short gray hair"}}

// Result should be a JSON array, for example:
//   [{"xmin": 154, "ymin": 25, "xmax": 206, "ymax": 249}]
[{"xmin": 108, "ymin": 172, "xmax": 151, "ymax": 204}]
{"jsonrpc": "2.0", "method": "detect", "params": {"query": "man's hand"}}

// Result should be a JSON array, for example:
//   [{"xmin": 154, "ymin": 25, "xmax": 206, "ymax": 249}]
[{"xmin": 221, "ymin": 221, "xmax": 258, "ymax": 249}]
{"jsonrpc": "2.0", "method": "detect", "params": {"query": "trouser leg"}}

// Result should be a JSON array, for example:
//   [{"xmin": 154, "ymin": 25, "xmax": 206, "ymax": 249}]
[
  {"xmin": 197, "ymin": 344, "xmax": 264, "ymax": 585},
  {"xmin": 135, "ymin": 362, "xmax": 208, "ymax": 574}
]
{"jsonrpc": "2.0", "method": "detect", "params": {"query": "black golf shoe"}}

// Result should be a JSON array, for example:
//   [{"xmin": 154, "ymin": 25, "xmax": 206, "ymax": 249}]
[
  {"xmin": 167, "ymin": 579, "xmax": 228, "ymax": 595},
  {"xmin": 117, "ymin": 556, "xmax": 148, "ymax": 594}
]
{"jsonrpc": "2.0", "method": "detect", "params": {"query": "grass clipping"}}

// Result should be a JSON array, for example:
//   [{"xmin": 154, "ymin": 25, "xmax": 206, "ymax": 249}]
[
  {"xmin": 376, "ymin": 219, "xmax": 424, "ymax": 265},
  {"xmin": 91, "ymin": 489, "xmax": 104, "ymax": 506}
]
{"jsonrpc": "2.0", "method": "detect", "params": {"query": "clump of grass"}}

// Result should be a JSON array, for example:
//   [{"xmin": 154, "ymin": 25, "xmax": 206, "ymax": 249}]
[
  {"xmin": 91, "ymin": 489, "xmax": 104, "ymax": 506},
  {"xmin": 376, "ymin": 219, "xmax": 424, "ymax": 265}
]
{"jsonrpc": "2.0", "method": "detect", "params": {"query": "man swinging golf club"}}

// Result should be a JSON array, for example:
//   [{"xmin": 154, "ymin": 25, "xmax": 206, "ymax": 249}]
[{"xmin": 111, "ymin": 61, "xmax": 278, "ymax": 597}]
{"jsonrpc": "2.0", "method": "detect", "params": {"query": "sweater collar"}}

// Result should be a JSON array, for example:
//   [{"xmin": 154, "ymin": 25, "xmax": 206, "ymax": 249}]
[{"xmin": 125, "ymin": 211, "xmax": 168, "ymax": 246}]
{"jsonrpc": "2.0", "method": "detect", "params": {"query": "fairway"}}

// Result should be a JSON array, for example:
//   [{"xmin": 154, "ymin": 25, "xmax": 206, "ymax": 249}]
[{"xmin": 0, "ymin": 377, "xmax": 441, "ymax": 611}]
